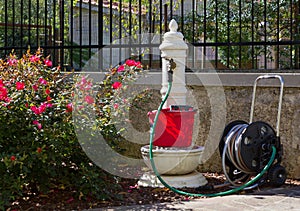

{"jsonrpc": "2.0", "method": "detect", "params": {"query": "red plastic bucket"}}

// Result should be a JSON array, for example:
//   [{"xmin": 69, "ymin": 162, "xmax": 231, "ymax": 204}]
[{"xmin": 148, "ymin": 106, "xmax": 196, "ymax": 147}]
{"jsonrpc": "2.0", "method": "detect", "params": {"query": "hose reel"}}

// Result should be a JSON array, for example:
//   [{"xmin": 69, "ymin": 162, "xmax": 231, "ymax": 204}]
[{"xmin": 219, "ymin": 75, "xmax": 286, "ymax": 187}]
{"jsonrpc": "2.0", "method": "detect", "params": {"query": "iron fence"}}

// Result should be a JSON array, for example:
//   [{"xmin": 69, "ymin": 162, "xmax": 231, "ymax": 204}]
[{"xmin": 0, "ymin": 0, "xmax": 300, "ymax": 71}]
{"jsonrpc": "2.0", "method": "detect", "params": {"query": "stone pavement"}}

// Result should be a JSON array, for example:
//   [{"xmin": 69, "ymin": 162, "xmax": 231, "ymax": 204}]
[{"xmin": 96, "ymin": 186, "xmax": 300, "ymax": 211}]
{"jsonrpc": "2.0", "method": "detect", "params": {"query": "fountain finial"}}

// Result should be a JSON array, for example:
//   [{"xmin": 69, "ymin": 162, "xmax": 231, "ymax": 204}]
[{"xmin": 169, "ymin": 19, "xmax": 178, "ymax": 32}]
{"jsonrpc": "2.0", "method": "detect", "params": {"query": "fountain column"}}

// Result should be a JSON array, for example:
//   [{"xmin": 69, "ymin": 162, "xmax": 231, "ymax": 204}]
[{"xmin": 159, "ymin": 19, "xmax": 188, "ymax": 108}]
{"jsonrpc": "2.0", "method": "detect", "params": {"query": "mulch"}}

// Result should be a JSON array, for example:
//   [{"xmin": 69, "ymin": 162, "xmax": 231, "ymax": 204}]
[{"xmin": 8, "ymin": 173, "xmax": 300, "ymax": 211}]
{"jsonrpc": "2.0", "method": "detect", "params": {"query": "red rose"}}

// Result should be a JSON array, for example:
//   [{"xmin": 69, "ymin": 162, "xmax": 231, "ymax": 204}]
[
  {"xmin": 10, "ymin": 155, "xmax": 16, "ymax": 161},
  {"xmin": 117, "ymin": 65, "xmax": 125, "ymax": 72},
  {"xmin": 125, "ymin": 59, "xmax": 136, "ymax": 66},
  {"xmin": 112, "ymin": 81, "xmax": 122, "ymax": 89},
  {"xmin": 37, "ymin": 147, "xmax": 42, "ymax": 153},
  {"xmin": 0, "ymin": 86, "xmax": 8, "ymax": 100},
  {"xmin": 66, "ymin": 103, "xmax": 73, "ymax": 112},
  {"xmin": 45, "ymin": 89, "xmax": 51, "ymax": 95},
  {"xmin": 44, "ymin": 59, "xmax": 52, "ymax": 67},
  {"xmin": 135, "ymin": 61, "xmax": 142, "ymax": 68},
  {"xmin": 16, "ymin": 81, "xmax": 25, "ymax": 90},
  {"xmin": 32, "ymin": 84, "xmax": 38, "ymax": 91}
]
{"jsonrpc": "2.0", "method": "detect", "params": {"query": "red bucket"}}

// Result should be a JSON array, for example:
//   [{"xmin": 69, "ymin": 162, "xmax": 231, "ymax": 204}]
[{"xmin": 148, "ymin": 105, "xmax": 196, "ymax": 147}]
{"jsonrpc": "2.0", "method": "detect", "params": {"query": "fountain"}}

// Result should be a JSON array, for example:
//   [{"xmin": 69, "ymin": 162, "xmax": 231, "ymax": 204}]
[{"xmin": 138, "ymin": 20, "xmax": 208, "ymax": 188}]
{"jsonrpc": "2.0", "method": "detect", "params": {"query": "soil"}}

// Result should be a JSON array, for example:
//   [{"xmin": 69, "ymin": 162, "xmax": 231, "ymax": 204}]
[{"xmin": 8, "ymin": 173, "xmax": 300, "ymax": 211}]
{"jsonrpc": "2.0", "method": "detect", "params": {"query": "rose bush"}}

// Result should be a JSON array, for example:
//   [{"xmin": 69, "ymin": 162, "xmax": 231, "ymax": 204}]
[
  {"xmin": 0, "ymin": 49, "xmax": 148, "ymax": 209},
  {"xmin": 73, "ymin": 59, "xmax": 148, "ymax": 151}
]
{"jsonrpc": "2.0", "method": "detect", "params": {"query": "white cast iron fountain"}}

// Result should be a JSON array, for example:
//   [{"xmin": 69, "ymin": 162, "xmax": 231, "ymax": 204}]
[{"xmin": 138, "ymin": 20, "xmax": 207, "ymax": 188}]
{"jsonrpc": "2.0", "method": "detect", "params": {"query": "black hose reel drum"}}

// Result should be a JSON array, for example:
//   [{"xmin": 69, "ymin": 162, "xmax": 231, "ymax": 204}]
[{"xmin": 219, "ymin": 75, "xmax": 287, "ymax": 187}]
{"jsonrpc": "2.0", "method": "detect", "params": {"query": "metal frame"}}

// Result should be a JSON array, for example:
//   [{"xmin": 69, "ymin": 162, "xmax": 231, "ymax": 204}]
[{"xmin": 249, "ymin": 74, "xmax": 284, "ymax": 137}]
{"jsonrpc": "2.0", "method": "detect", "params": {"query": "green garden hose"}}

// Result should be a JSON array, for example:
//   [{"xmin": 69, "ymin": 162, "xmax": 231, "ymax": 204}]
[{"xmin": 149, "ymin": 80, "xmax": 277, "ymax": 197}]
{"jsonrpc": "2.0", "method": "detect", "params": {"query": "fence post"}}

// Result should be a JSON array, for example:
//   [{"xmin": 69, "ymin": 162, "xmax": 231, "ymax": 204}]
[{"xmin": 159, "ymin": 19, "xmax": 188, "ymax": 108}]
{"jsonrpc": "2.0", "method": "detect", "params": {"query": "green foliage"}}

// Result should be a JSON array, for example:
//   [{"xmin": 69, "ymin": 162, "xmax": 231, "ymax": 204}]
[
  {"xmin": 103, "ymin": 0, "xmax": 180, "ymax": 58},
  {"xmin": 182, "ymin": 0, "xmax": 300, "ymax": 69},
  {"xmin": 0, "ymin": 0, "xmax": 70, "ymax": 59},
  {"xmin": 0, "ymin": 0, "xmax": 50, "ymax": 56},
  {"xmin": 0, "ymin": 49, "xmax": 147, "ymax": 209}
]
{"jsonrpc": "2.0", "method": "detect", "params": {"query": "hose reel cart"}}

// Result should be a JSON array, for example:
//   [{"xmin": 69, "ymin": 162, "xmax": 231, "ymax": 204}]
[{"xmin": 219, "ymin": 75, "xmax": 287, "ymax": 188}]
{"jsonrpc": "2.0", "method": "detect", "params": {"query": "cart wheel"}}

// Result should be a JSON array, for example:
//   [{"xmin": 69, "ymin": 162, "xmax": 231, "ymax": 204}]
[{"xmin": 268, "ymin": 165, "xmax": 287, "ymax": 187}]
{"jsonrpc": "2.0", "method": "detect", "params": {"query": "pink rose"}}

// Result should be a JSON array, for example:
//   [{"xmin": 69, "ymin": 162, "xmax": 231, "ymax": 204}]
[
  {"xmin": 66, "ymin": 103, "xmax": 73, "ymax": 112},
  {"xmin": 135, "ymin": 61, "xmax": 142, "ymax": 68},
  {"xmin": 33, "ymin": 120, "xmax": 42, "ymax": 130},
  {"xmin": 117, "ymin": 65, "xmax": 125, "ymax": 72},
  {"xmin": 30, "ymin": 55, "xmax": 40, "ymax": 63},
  {"xmin": 0, "ymin": 86, "xmax": 8, "ymax": 101},
  {"xmin": 112, "ymin": 81, "xmax": 122, "ymax": 89},
  {"xmin": 32, "ymin": 84, "xmax": 38, "ymax": 91},
  {"xmin": 113, "ymin": 103, "xmax": 119, "ymax": 109},
  {"xmin": 46, "ymin": 102, "xmax": 53, "ymax": 108},
  {"xmin": 7, "ymin": 58, "xmax": 17, "ymax": 66},
  {"xmin": 85, "ymin": 95, "xmax": 94, "ymax": 104},
  {"xmin": 125, "ymin": 59, "xmax": 136, "ymax": 66},
  {"xmin": 16, "ymin": 82, "xmax": 25, "ymax": 90},
  {"xmin": 44, "ymin": 59, "xmax": 52, "ymax": 67},
  {"xmin": 77, "ymin": 77, "xmax": 92, "ymax": 91},
  {"xmin": 38, "ymin": 77, "xmax": 48, "ymax": 85},
  {"xmin": 31, "ymin": 102, "xmax": 49, "ymax": 115},
  {"xmin": 31, "ymin": 106, "xmax": 40, "ymax": 115}
]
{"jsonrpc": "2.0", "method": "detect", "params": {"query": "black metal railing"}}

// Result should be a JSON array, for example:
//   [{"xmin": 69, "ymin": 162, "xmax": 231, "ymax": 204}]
[{"xmin": 0, "ymin": 0, "xmax": 299, "ymax": 71}]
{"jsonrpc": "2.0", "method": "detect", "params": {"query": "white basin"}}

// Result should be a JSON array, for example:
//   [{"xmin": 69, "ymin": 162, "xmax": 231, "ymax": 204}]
[{"xmin": 141, "ymin": 145, "xmax": 204, "ymax": 175}]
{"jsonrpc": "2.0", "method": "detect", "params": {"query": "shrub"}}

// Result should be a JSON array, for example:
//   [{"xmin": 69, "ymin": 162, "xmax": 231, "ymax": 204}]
[{"xmin": 0, "ymin": 49, "xmax": 147, "ymax": 209}]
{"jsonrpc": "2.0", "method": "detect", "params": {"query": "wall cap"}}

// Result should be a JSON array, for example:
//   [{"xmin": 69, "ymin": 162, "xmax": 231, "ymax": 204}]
[{"xmin": 73, "ymin": 72, "xmax": 300, "ymax": 87}]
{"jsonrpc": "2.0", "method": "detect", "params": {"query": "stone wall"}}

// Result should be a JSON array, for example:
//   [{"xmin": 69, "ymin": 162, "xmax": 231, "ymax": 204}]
[
  {"xmin": 191, "ymin": 85, "xmax": 300, "ymax": 179},
  {"xmin": 90, "ymin": 72, "xmax": 300, "ymax": 179}
]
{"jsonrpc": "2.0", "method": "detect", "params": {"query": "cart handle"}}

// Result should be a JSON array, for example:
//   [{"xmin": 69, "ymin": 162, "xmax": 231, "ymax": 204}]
[{"xmin": 249, "ymin": 74, "xmax": 284, "ymax": 137}]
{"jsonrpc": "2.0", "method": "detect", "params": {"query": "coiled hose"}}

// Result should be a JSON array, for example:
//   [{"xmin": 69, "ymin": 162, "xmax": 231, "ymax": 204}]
[
  {"xmin": 222, "ymin": 123, "xmax": 250, "ymax": 186},
  {"xmin": 149, "ymin": 80, "xmax": 276, "ymax": 197}
]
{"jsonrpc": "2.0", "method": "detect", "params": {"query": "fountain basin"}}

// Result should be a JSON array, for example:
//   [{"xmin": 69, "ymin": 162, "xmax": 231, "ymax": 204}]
[{"xmin": 141, "ymin": 145, "xmax": 204, "ymax": 175}]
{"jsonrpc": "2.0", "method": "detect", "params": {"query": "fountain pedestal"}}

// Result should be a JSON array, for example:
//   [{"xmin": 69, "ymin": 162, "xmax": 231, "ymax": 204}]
[
  {"xmin": 138, "ymin": 171, "xmax": 207, "ymax": 188},
  {"xmin": 138, "ymin": 145, "xmax": 207, "ymax": 188}
]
